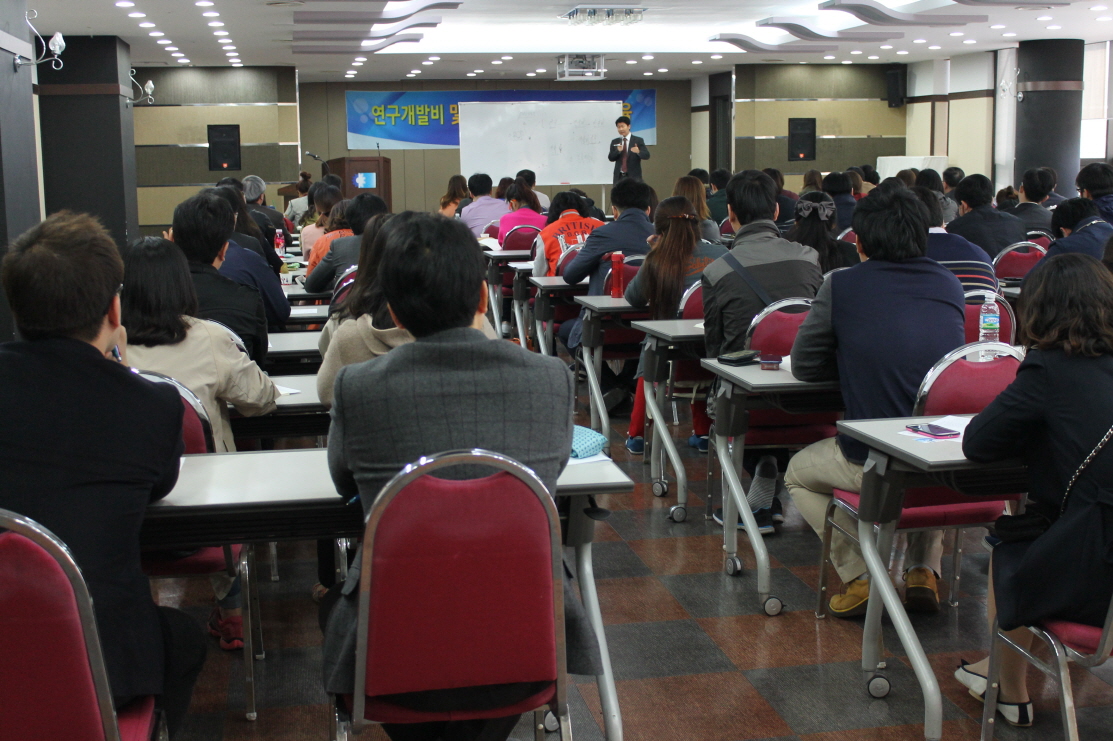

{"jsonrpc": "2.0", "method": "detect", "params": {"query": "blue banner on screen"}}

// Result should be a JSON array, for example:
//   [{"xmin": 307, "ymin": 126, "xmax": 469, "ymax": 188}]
[
  {"xmin": 352, "ymin": 172, "xmax": 377, "ymax": 189},
  {"xmin": 346, "ymin": 89, "xmax": 656, "ymax": 150}
]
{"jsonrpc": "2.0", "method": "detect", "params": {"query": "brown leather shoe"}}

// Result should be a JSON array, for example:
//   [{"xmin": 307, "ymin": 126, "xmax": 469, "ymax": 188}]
[
  {"xmin": 829, "ymin": 578, "xmax": 870, "ymax": 618},
  {"xmin": 904, "ymin": 567, "xmax": 940, "ymax": 613}
]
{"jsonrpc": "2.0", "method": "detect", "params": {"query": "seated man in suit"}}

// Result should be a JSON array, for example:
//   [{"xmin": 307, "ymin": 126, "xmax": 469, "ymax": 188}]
[
  {"xmin": 706, "ymin": 168, "xmax": 731, "ymax": 225},
  {"xmin": 1007, "ymin": 168, "xmax": 1054, "ymax": 234},
  {"xmin": 786, "ymin": 188, "xmax": 966, "ymax": 618},
  {"xmin": 608, "ymin": 115, "xmax": 650, "ymax": 183},
  {"xmin": 0, "ymin": 211, "xmax": 205, "ymax": 738},
  {"xmin": 945, "ymin": 174, "xmax": 1027, "ymax": 257},
  {"xmin": 173, "ymin": 192, "xmax": 269, "ymax": 364},
  {"xmin": 909, "ymin": 186, "xmax": 998, "ymax": 293},
  {"xmin": 1042, "ymin": 197, "xmax": 1113, "ymax": 262},
  {"xmin": 304, "ymin": 193, "xmax": 389, "ymax": 293},
  {"xmin": 321, "ymin": 213, "xmax": 600, "ymax": 741}
]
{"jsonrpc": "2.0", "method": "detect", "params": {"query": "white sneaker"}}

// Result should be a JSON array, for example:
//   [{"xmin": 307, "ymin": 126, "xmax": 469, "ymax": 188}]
[{"xmin": 955, "ymin": 661, "xmax": 1034, "ymax": 727}]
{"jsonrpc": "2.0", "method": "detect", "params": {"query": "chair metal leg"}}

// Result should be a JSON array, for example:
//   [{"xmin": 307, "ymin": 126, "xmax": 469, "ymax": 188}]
[
  {"xmin": 334, "ymin": 538, "xmax": 349, "ymax": 583},
  {"xmin": 268, "ymin": 541, "xmax": 279, "ymax": 582},
  {"xmin": 1050, "ymin": 636, "xmax": 1081, "ymax": 741},
  {"xmin": 980, "ymin": 620, "xmax": 1003, "ymax": 740},
  {"xmin": 249, "ymin": 546, "xmax": 265, "ymax": 660},
  {"xmin": 239, "ymin": 548, "xmax": 257, "ymax": 721},
  {"xmin": 645, "ymin": 379, "xmax": 687, "ymax": 518},
  {"xmin": 949, "ymin": 529, "xmax": 963, "ymax": 607},
  {"xmin": 558, "ymin": 706, "xmax": 574, "ymax": 741},
  {"xmin": 815, "ymin": 498, "xmax": 838, "ymax": 618},
  {"xmin": 534, "ymin": 709, "xmax": 546, "ymax": 741},
  {"xmin": 575, "ymin": 539, "xmax": 622, "ymax": 741},
  {"xmin": 705, "ymin": 427, "xmax": 718, "ymax": 520}
]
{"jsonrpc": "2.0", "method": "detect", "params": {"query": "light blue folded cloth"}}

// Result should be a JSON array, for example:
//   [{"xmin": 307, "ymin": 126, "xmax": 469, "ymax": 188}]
[{"xmin": 570, "ymin": 425, "xmax": 608, "ymax": 458}]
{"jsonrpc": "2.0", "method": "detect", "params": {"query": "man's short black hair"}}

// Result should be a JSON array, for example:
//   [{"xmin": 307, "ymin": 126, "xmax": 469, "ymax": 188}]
[
  {"xmin": 610, "ymin": 177, "xmax": 652, "ymax": 211},
  {"xmin": 1077, "ymin": 162, "xmax": 1113, "ymax": 199},
  {"xmin": 909, "ymin": 185, "xmax": 944, "ymax": 226},
  {"xmin": 515, "ymin": 169, "xmax": 537, "ymax": 187},
  {"xmin": 852, "ymin": 187, "xmax": 929, "ymax": 262},
  {"xmin": 379, "ymin": 212, "xmax": 485, "ymax": 338},
  {"xmin": 215, "ymin": 176, "xmax": 243, "ymax": 192},
  {"xmin": 821, "ymin": 171, "xmax": 852, "ymax": 196},
  {"xmin": 615, "ymin": 115, "xmax": 631, "ymax": 126},
  {"xmin": 1040, "ymin": 166, "xmax": 1058, "ymax": 187},
  {"xmin": 345, "ymin": 193, "xmax": 389, "ymax": 235},
  {"xmin": 1, "ymin": 211, "xmax": 124, "ymax": 341},
  {"xmin": 688, "ymin": 168, "xmax": 710, "ymax": 184},
  {"xmin": 1021, "ymin": 168, "xmax": 1055, "ymax": 203},
  {"xmin": 1051, "ymin": 197, "xmax": 1100, "ymax": 236},
  {"xmin": 942, "ymin": 167, "xmax": 965, "ymax": 188},
  {"xmin": 321, "ymin": 173, "xmax": 343, "ymax": 189},
  {"xmin": 172, "ymin": 192, "xmax": 235, "ymax": 264},
  {"xmin": 725, "ymin": 170, "xmax": 777, "ymax": 225},
  {"xmin": 954, "ymin": 174, "xmax": 994, "ymax": 209},
  {"xmin": 709, "ymin": 168, "xmax": 731, "ymax": 190},
  {"xmin": 467, "ymin": 173, "xmax": 493, "ymax": 197}
]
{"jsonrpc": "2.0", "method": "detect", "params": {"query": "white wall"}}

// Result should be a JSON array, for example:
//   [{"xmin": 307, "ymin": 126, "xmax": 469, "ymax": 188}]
[
  {"xmin": 691, "ymin": 75, "xmax": 709, "ymax": 108},
  {"xmin": 949, "ymin": 52, "xmax": 995, "ymax": 93}
]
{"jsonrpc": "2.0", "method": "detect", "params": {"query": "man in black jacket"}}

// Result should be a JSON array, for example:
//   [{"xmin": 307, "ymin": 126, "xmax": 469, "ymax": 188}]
[
  {"xmin": 1007, "ymin": 168, "xmax": 1054, "ymax": 234},
  {"xmin": 0, "ymin": 211, "xmax": 205, "ymax": 738},
  {"xmin": 607, "ymin": 115, "xmax": 650, "ymax": 183},
  {"xmin": 304, "ymin": 193, "xmax": 389, "ymax": 293},
  {"xmin": 945, "ymin": 174, "xmax": 1027, "ymax": 257},
  {"xmin": 243, "ymin": 174, "xmax": 292, "ymax": 251},
  {"xmin": 173, "ymin": 192, "xmax": 269, "ymax": 364}
]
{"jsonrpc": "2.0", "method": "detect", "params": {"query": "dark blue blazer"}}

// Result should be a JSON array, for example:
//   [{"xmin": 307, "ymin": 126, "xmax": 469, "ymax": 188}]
[
  {"xmin": 1042, "ymin": 215, "xmax": 1113, "ymax": 262},
  {"xmin": 220, "ymin": 241, "xmax": 291, "ymax": 328},
  {"xmin": 563, "ymin": 208, "xmax": 654, "ymax": 295}
]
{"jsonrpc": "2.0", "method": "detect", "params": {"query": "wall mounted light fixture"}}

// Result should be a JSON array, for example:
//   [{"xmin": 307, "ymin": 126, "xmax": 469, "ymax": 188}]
[{"xmin": 10, "ymin": 10, "xmax": 65, "ymax": 72}]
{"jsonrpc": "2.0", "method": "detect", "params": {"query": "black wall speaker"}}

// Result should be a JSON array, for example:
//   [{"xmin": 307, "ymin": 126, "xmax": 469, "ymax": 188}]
[
  {"xmin": 788, "ymin": 118, "xmax": 816, "ymax": 162},
  {"xmin": 208, "ymin": 124, "xmax": 241, "ymax": 171},
  {"xmin": 886, "ymin": 64, "xmax": 907, "ymax": 108}
]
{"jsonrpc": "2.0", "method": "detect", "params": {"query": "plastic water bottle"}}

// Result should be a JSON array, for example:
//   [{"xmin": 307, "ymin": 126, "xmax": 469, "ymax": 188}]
[
  {"xmin": 274, "ymin": 229, "xmax": 285, "ymax": 256},
  {"xmin": 979, "ymin": 295, "xmax": 1000, "ymax": 360}
]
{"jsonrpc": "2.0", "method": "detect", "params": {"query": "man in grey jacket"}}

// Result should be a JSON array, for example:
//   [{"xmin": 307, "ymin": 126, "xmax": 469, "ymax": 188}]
[{"xmin": 320, "ymin": 214, "xmax": 599, "ymax": 741}]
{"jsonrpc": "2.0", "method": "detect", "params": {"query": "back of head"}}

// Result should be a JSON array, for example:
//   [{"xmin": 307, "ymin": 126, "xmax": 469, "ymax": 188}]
[
  {"xmin": 821, "ymin": 171, "xmax": 852, "ymax": 196},
  {"xmin": 216, "ymin": 176, "xmax": 243, "ymax": 192},
  {"xmin": 379, "ymin": 213, "xmax": 485, "ymax": 337},
  {"xmin": 688, "ymin": 168, "xmax": 710, "ymax": 184},
  {"xmin": 709, "ymin": 168, "xmax": 731, "ymax": 190},
  {"xmin": 495, "ymin": 177, "xmax": 514, "ymax": 200},
  {"xmin": 505, "ymin": 177, "xmax": 541, "ymax": 212},
  {"xmin": 610, "ymin": 177, "xmax": 653, "ymax": 212},
  {"xmin": 1076, "ymin": 162, "xmax": 1113, "ymax": 199},
  {"xmin": 786, "ymin": 191, "xmax": 838, "ymax": 255},
  {"xmin": 845, "ymin": 169, "xmax": 864, "ymax": 194},
  {"xmin": 321, "ymin": 173, "xmax": 343, "ymax": 189},
  {"xmin": 895, "ymin": 169, "xmax": 916, "ymax": 187},
  {"xmin": 446, "ymin": 174, "xmax": 468, "ymax": 199},
  {"xmin": 861, "ymin": 164, "xmax": 880, "ymax": 185},
  {"xmin": 1051, "ymin": 197, "xmax": 1100, "ymax": 235},
  {"xmin": 327, "ymin": 199, "xmax": 352, "ymax": 232},
  {"xmin": 1, "ymin": 211, "xmax": 124, "ymax": 342},
  {"xmin": 547, "ymin": 191, "xmax": 589, "ymax": 224},
  {"xmin": 515, "ymin": 169, "xmax": 537, "ymax": 187},
  {"xmin": 121, "ymin": 236, "xmax": 198, "ymax": 347},
  {"xmin": 346, "ymin": 193, "xmax": 389, "ymax": 235},
  {"xmin": 875, "ymin": 177, "xmax": 906, "ymax": 196},
  {"xmin": 954, "ymin": 174, "xmax": 993, "ymax": 209},
  {"xmin": 726, "ymin": 170, "xmax": 777, "ymax": 225},
  {"xmin": 314, "ymin": 185, "xmax": 343, "ymax": 223},
  {"xmin": 852, "ymin": 187, "xmax": 929, "ymax": 261},
  {"xmin": 204, "ymin": 186, "xmax": 262, "ymax": 242},
  {"xmin": 243, "ymin": 175, "xmax": 267, "ymax": 203},
  {"xmin": 846, "ymin": 166, "xmax": 865, "ymax": 178},
  {"xmin": 173, "ymin": 192, "xmax": 235, "ymax": 264},
  {"xmin": 296, "ymin": 171, "xmax": 312, "ymax": 195},
  {"xmin": 673, "ymin": 175, "xmax": 710, "ymax": 220},
  {"xmin": 467, "ymin": 173, "xmax": 493, "ymax": 197},
  {"xmin": 1021, "ymin": 167, "xmax": 1054, "ymax": 203},
  {"xmin": 645, "ymin": 196, "xmax": 700, "ymax": 319},
  {"xmin": 915, "ymin": 168, "xmax": 944, "ymax": 193},
  {"xmin": 996, "ymin": 186, "xmax": 1020, "ymax": 211},
  {"xmin": 942, "ymin": 166, "xmax": 965, "ymax": 189},
  {"xmin": 340, "ymin": 213, "xmax": 395, "ymax": 321},
  {"xmin": 909, "ymin": 185, "xmax": 944, "ymax": 227},
  {"xmin": 762, "ymin": 168, "xmax": 785, "ymax": 194},
  {"xmin": 1020, "ymin": 253, "xmax": 1113, "ymax": 356},
  {"xmin": 802, "ymin": 169, "xmax": 823, "ymax": 191},
  {"xmin": 1040, "ymin": 166, "xmax": 1059, "ymax": 188}
]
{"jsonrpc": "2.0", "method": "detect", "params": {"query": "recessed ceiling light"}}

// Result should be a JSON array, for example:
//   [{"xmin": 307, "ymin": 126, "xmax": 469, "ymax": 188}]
[
  {"xmin": 354, "ymin": 57, "xmax": 366, "ymax": 61},
  {"xmin": 406, "ymin": 73, "xmax": 415, "ymax": 77},
  {"xmin": 214, "ymin": 30, "xmax": 228, "ymax": 35},
  {"xmin": 232, "ymin": 63, "xmax": 242, "ymax": 67},
  {"xmin": 171, "ymin": 52, "xmax": 184, "ymax": 57},
  {"xmin": 177, "ymin": 58, "xmax": 190, "ymax": 63},
  {"xmin": 149, "ymin": 31, "xmax": 164, "ymax": 36},
  {"xmin": 220, "ymin": 39, "xmax": 234, "ymax": 44},
  {"xmin": 347, "ymin": 70, "xmax": 356, "ymax": 74},
  {"xmin": 428, "ymin": 56, "xmax": 440, "ymax": 61},
  {"xmin": 642, "ymin": 54, "xmax": 653, "ymax": 59},
  {"xmin": 526, "ymin": 72, "xmax": 536, "ymax": 76},
  {"xmin": 824, "ymin": 55, "xmax": 836, "ymax": 59},
  {"xmin": 896, "ymin": 50, "xmax": 909, "ymax": 54},
  {"xmin": 208, "ymin": 21, "xmax": 224, "ymax": 26},
  {"xmin": 474, "ymin": 69, "xmax": 484, "ymax": 73},
  {"xmin": 228, "ymin": 58, "xmax": 240, "ymax": 63},
  {"xmin": 466, "ymin": 72, "xmax": 476, "ymax": 76},
  {"xmin": 842, "ymin": 60, "xmax": 853, "ymax": 64},
  {"xmin": 223, "ymin": 45, "xmax": 236, "ymax": 50},
  {"xmin": 1003, "ymin": 32, "xmax": 1017, "ymax": 36},
  {"xmin": 914, "ymin": 39, "xmax": 927, "ymax": 43},
  {"xmin": 352, "ymin": 62, "xmax": 363, "ymax": 66},
  {"xmin": 991, "ymin": 24, "xmax": 1006, "ymax": 29},
  {"xmin": 929, "ymin": 45, "xmax": 941, "ymax": 49},
  {"xmin": 850, "ymin": 50, "xmax": 862, "ymax": 54},
  {"xmin": 658, "ymin": 67, "xmax": 667, "ymax": 72},
  {"xmin": 536, "ymin": 68, "xmax": 546, "ymax": 73},
  {"xmin": 1047, "ymin": 24, "xmax": 1061, "ymax": 29},
  {"xmin": 203, "ymin": 11, "xmax": 220, "ymax": 17},
  {"xmin": 128, "ymin": 12, "xmax": 145, "ymax": 18},
  {"xmin": 421, "ymin": 60, "xmax": 433, "ymax": 65},
  {"xmin": 1092, "ymin": 5, "xmax": 1108, "ymax": 9},
  {"xmin": 1098, "ymin": 15, "xmax": 1113, "ymax": 20},
  {"xmin": 166, "ymin": 46, "xmax": 178, "ymax": 50},
  {"xmin": 159, "ymin": 40, "xmax": 173, "ymax": 45},
  {"xmin": 195, "ymin": 0, "xmax": 214, "ymax": 5},
  {"xmin": 626, "ymin": 59, "xmax": 637, "ymax": 64},
  {"xmin": 115, "ymin": 1, "xmax": 135, "ymax": 6},
  {"xmin": 964, "ymin": 39, "xmax": 977, "ymax": 43},
  {"xmin": 880, "ymin": 44, "xmax": 893, "ymax": 49},
  {"xmin": 502, "ymin": 56, "xmax": 513, "ymax": 60},
  {"xmin": 692, "ymin": 60, "xmax": 702, "ymax": 64},
  {"xmin": 410, "ymin": 69, "xmax": 421, "ymax": 74},
  {"xmin": 800, "ymin": 61, "xmax": 807, "ymax": 64},
  {"xmin": 492, "ymin": 60, "xmax": 502, "ymax": 64},
  {"xmin": 225, "ymin": 51, "xmax": 237, "ymax": 56},
  {"xmin": 868, "ymin": 55, "xmax": 880, "ymax": 59},
  {"xmin": 710, "ymin": 54, "xmax": 722, "ymax": 59},
  {"xmin": 1037, "ymin": 15, "xmax": 1052, "ymax": 20},
  {"xmin": 643, "ymin": 71, "xmax": 653, "ymax": 75},
  {"xmin": 950, "ymin": 32, "xmax": 964, "ymax": 37},
  {"xmin": 139, "ymin": 22, "xmax": 155, "ymax": 28}
]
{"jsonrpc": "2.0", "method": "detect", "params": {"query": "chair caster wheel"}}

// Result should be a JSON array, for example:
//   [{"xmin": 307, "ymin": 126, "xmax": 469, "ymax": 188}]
[
  {"xmin": 867, "ymin": 674, "xmax": 891, "ymax": 698},
  {"xmin": 763, "ymin": 596, "xmax": 783, "ymax": 616},
  {"xmin": 246, "ymin": 712, "xmax": 258, "ymax": 721},
  {"xmin": 669, "ymin": 505, "xmax": 686, "ymax": 522},
  {"xmin": 544, "ymin": 711, "xmax": 559, "ymax": 732},
  {"xmin": 724, "ymin": 556, "xmax": 743, "ymax": 576},
  {"xmin": 652, "ymin": 480, "xmax": 668, "ymax": 497}
]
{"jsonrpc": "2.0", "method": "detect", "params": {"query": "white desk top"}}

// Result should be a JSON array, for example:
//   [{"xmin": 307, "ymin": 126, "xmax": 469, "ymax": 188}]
[
  {"xmin": 1001, "ymin": 285, "xmax": 1021, "ymax": 300},
  {"xmin": 701, "ymin": 357, "xmax": 841, "ymax": 393},
  {"xmin": 837, "ymin": 416, "xmax": 981, "ymax": 472},
  {"xmin": 632, "ymin": 319, "xmax": 704, "ymax": 343},
  {"xmin": 154, "ymin": 449, "xmax": 634, "ymax": 509},
  {"xmin": 282, "ymin": 283, "xmax": 329, "ymax": 300},
  {"xmin": 270, "ymin": 374, "xmax": 322, "ymax": 408},
  {"xmin": 268, "ymin": 331, "xmax": 322, "ymax": 356},
  {"xmin": 575, "ymin": 295, "xmax": 637, "ymax": 313},
  {"xmin": 285, "ymin": 305, "xmax": 330, "ymax": 322},
  {"xmin": 484, "ymin": 249, "xmax": 531, "ymax": 262},
  {"xmin": 530, "ymin": 276, "xmax": 587, "ymax": 290},
  {"xmin": 510, "ymin": 261, "xmax": 533, "ymax": 272}
]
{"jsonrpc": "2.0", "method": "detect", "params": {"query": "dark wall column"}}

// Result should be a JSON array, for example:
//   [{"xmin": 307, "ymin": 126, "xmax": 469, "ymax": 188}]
[
  {"xmin": 709, "ymin": 71, "xmax": 734, "ymax": 172},
  {"xmin": 1015, "ymin": 39, "xmax": 1084, "ymax": 197},
  {"xmin": 0, "ymin": 0, "xmax": 41, "ymax": 341},
  {"xmin": 37, "ymin": 36, "xmax": 137, "ymax": 247}
]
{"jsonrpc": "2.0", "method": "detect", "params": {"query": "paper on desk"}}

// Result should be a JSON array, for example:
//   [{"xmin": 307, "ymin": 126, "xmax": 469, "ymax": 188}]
[
  {"xmin": 289, "ymin": 306, "xmax": 320, "ymax": 316},
  {"xmin": 695, "ymin": 321, "xmax": 704, "ymax": 330},
  {"xmin": 479, "ymin": 237, "xmax": 500, "ymax": 249},
  {"xmin": 566, "ymin": 452, "xmax": 611, "ymax": 466},
  {"xmin": 275, "ymin": 385, "xmax": 302, "ymax": 396}
]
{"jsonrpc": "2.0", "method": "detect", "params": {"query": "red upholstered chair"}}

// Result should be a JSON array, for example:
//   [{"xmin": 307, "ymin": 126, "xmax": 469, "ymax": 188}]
[
  {"xmin": 837, "ymin": 228, "xmax": 856, "ymax": 243},
  {"xmin": 816, "ymin": 342, "xmax": 1025, "ymax": 616},
  {"xmin": 503, "ymin": 224, "xmax": 541, "ymax": 252},
  {"xmin": 982, "ymin": 598, "xmax": 1113, "ymax": 740},
  {"xmin": 132, "ymin": 371, "xmax": 263, "ymax": 721},
  {"xmin": 962, "ymin": 290, "xmax": 1016, "ymax": 345},
  {"xmin": 482, "ymin": 221, "xmax": 500, "ymax": 239},
  {"xmin": 993, "ymin": 241, "xmax": 1047, "ymax": 280},
  {"xmin": 719, "ymin": 217, "xmax": 735, "ymax": 238},
  {"xmin": 0, "ymin": 508, "xmax": 165, "ymax": 741},
  {"xmin": 331, "ymin": 450, "xmax": 571, "ymax": 740},
  {"xmin": 1026, "ymin": 230, "xmax": 1053, "ymax": 251},
  {"xmin": 330, "ymin": 266, "xmax": 358, "ymax": 315}
]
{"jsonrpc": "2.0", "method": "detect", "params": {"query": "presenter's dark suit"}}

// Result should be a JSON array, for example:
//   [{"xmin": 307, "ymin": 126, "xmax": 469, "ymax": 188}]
[{"xmin": 608, "ymin": 134, "xmax": 650, "ymax": 182}]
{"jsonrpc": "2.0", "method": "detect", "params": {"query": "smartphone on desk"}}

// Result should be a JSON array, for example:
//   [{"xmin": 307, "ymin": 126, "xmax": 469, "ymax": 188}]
[
  {"xmin": 906, "ymin": 423, "xmax": 960, "ymax": 439},
  {"xmin": 718, "ymin": 350, "xmax": 759, "ymax": 367}
]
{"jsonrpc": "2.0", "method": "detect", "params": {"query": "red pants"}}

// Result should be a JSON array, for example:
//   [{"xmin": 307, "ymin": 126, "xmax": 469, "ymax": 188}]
[{"xmin": 628, "ymin": 378, "xmax": 712, "ymax": 438}]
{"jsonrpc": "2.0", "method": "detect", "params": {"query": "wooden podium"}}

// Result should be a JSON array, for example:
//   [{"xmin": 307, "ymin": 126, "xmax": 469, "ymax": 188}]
[{"xmin": 326, "ymin": 156, "xmax": 392, "ymax": 211}]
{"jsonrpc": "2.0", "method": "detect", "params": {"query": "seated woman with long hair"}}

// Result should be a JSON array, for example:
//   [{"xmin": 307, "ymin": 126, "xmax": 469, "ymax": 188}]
[
  {"xmin": 532, "ymin": 191, "xmax": 604, "ymax": 277},
  {"xmin": 438, "ymin": 174, "xmax": 471, "ymax": 218},
  {"xmin": 785, "ymin": 192, "xmax": 861, "ymax": 274},
  {"xmin": 306, "ymin": 198, "xmax": 353, "ymax": 276},
  {"xmin": 301, "ymin": 185, "xmax": 343, "ymax": 266},
  {"xmin": 623, "ymin": 196, "xmax": 727, "ymax": 453},
  {"xmin": 956, "ymin": 253, "xmax": 1113, "ymax": 728},
  {"xmin": 497, "ymin": 177, "xmax": 547, "ymax": 245},
  {"xmin": 673, "ymin": 174, "xmax": 721, "ymax": 244}
]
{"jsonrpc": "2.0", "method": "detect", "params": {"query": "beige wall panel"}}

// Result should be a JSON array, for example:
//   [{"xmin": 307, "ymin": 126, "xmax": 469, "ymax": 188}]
[
  {"xmin": 905, "ymin": 102, "xmax": 932, "ymax": 156},
  {"xmin": 750, "ymin": 101, "xmax": 906, "ymax": 137},
  {"xmin": 134, "ymin": 105, "xmax": 292, "ymax": 146},
  {"xmin": 933, "ymin": 101, "xmax": 949, "ymax": 157},
  {"xmin": 138, "ymin": 184, "xmax": 289, "ymax": 227},
  {"xmin": 948, "ymin": 97, "xmax": 993, "ymax": 175},
  {"xmin": 735, "ymin": 102, "xmax": 755, "ymax": 138},
  {"xmin": 691, "ymin": 110, "xmax": 710, "ymax": 173},
  {"xmin": 423, "ymin": 148, "xmax": 463, "ymax": 212},
  {"xmin": 403, "ymin": 151, "xmax": 426, "ymax": 214}
]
